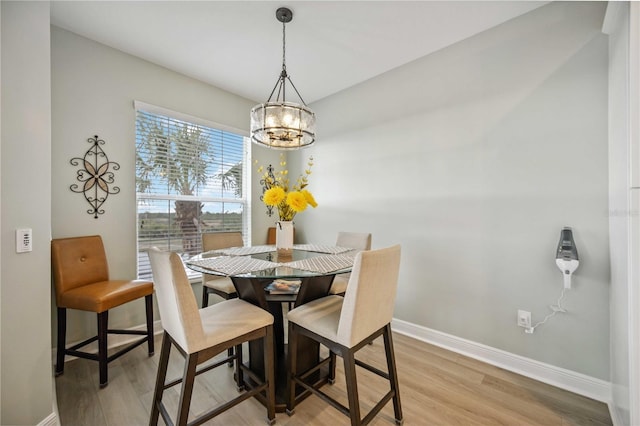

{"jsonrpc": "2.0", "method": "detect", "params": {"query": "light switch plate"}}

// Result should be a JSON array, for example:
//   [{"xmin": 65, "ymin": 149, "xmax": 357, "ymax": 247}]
[{"xmin": 16, "ymin": 228, "xmax": 32, "ymax": 253}]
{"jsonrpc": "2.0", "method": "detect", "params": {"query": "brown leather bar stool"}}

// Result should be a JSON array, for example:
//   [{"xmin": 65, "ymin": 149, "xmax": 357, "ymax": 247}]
[
  {"xmin": 51, "ymin": 235, "xmax": 154, "ymax": 388},
  {"xmin": 267, "ymin": 227, "xmax": 277, "ymax": 245},
  {"xmin": 286, "ymin": 245, "xmax": 403, "ymax": 426},
  {"xmin": 148, "ymin": 248, "xmax": 275, "ymax": 426},
  {"xmin": 267, "ymin": 226, "xmax": 295, "ymax": 245}
]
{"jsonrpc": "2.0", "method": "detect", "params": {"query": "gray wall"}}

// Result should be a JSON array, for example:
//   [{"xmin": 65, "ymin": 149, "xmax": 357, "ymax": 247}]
[
  {"xmin": 51, "ymin": 27, "xmax": 280, "ymax": 343},
  {"xmin": 295, "ymin": 1, "xmax": 610, "ymax": 379},
  {"xmin": 1, "ymin": 2, "xmax": 54, "ymax": 424},
  {"xmin": 0, "ymin": 2, "xmax": 620, "ymax": 423},
  {"xmin": 606, "ymin": 2, "xmax": 640, "ymax": 424},
  {"xmin": 607, "ymin": 3, "xmax": 630, "ymax": 422}
]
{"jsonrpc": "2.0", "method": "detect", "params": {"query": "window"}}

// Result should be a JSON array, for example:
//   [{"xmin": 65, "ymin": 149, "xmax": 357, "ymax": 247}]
[{"xmin": 135, "ymin": 102, "xmax": 250, "ymax": 280}]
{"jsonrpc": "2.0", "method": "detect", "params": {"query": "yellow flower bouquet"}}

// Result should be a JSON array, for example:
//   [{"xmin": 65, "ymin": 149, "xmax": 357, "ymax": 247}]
[{"xmin": 256, "ymin": 154, "xmax": 317, "ymax": 221}]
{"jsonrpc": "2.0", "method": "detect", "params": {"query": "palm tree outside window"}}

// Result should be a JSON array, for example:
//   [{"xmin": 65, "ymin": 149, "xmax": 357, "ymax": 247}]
[{"xmin": 135, "ymin": 103, "xmax": 249, "ymax": 280}]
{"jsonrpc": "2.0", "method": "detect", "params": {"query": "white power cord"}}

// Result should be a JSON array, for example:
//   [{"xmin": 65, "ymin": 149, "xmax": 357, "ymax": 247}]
[{"xmin": 525, "ymin": 288, "xmax": 568, "ymax": 334}]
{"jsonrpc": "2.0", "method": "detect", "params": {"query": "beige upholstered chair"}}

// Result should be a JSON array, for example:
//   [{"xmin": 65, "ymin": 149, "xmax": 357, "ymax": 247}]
[
  {"xmin": 148, "ymin": 248, "xmax": 276, "ymax": 426},
  {"xmin": 201, "ymin": 231, "xmax": 243, "ymax": 307},
  {"xmin": 286, "ymin": 245, "xmax": 403, "ymax": 426},
  {"xmin": 329, "ymin": 232, "xmax": 372, "ymax": 296},
  {"xmin": 201, "ymin": 232, "xmax": 244, "ymax": 365},
  {"xmin": 51, "ymin": 235, "xmax": 154, "ymax": 388}
]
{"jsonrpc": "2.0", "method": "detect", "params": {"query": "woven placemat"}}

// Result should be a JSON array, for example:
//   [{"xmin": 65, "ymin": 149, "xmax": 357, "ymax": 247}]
[
  {"xmin": 188, "ymin": 256, "xmax": 278, "ymax": 275},
  {"xmin": 292, "ymin": 244, "xmax": 353, "ymax": 255},
  {"xmin": 284, "ymin": 254, "xmax": 354, "ymax": 274},
  {"xmin": 213, "ymin": 245, "xmax": 275, "ymax": 256}
]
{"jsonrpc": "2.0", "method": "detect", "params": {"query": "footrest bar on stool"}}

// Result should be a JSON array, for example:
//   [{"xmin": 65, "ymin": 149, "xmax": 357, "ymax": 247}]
[{"xmin": 293, "ymin": 377, "xmax": 350, "ymax": 417}]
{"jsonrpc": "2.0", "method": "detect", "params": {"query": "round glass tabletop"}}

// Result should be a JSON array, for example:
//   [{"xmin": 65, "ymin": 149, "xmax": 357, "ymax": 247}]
[{"xmin": 186, "ymin": 246, "xmax": 355, "ymax": 279}]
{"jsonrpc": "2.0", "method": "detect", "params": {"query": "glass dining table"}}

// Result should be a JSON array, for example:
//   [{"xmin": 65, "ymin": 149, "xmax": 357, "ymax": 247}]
[{"xmin": 186, "ymin": 243, "xmax": 357, "ymax": 412}]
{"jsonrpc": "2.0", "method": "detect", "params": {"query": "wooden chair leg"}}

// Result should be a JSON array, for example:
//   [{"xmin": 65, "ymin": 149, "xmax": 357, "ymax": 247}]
[
  {"xmin": 55, "ymin": 307, "xmax": 67, "ymax": 376},
  {"xmin": 149, "ymin": 332, "xmax": 171, "ymax": 426},
  {"xmin": 97, "ymin": 311, "xmax": 108, "ymax": 387},
  {"xmin": 286, "ymin": 322, "xmax": 298, "ymax": 415},
  {"xmin": 343, "ymin": 350, "xmax": 362, "ymax": 426},
  {"xmin": 329, "ymin": 351, "xmax": 337, "ymax": 384},
  {"xmin": 264, "ymin": 326, "xmax": 276, "ymax": 425},
  {"xmin": 384, "ymin": 324, "xmax": 403, "ymax": 425},
  {"xmin": 176, "ymin": 353, "xmax": 198, "ymax": 426},
  {"xmin": 235, "ymin": 343, "xmax": 244, "ymax": 391},
  {"xmin": 145, "ymin": 294, "xmax": 154, "ymax": 356},
  {"xmin": 201, "ymin": 287, "xmax": 209, "ymax": 308},
  {"xmin": 227, "ymin": 347, "xmax": 235, "ymax": 367}
]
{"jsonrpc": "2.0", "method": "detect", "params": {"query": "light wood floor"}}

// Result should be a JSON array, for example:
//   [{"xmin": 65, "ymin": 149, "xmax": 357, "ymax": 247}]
[{"xmin": 55, "ymin": 332, "xmax": 612, "ymax": 426}]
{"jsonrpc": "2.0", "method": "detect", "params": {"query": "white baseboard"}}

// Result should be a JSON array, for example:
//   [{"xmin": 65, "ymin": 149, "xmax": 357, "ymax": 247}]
[
  {"xmin": 52, "ymin": 320, "xmax": 164, "ymax": 364},
  {"xmin": 53, "ymin": 318, "xmax": 612, "ymax": 413},
  {"xmin": 391, "ymin": 318, "xmax": 612, "ymax": 404},
  {"xmin": 37, "ymin": 412, "xmax": 57, "ymax": 426},
  {"xmin": 608, "ymin": 402, "xmax": 625, "ymax": 426}
]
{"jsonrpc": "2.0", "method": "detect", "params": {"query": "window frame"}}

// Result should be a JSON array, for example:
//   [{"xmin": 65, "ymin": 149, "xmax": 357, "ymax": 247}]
[{"xmin": 134, "ymin": 101, "xmax": 252, "ymax": 280}]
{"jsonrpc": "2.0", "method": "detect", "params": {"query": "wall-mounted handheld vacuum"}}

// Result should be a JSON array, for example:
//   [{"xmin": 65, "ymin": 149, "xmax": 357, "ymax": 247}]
[{"xmin": 555, "ymin": 227, "xmax": 579, "ymax": 289}]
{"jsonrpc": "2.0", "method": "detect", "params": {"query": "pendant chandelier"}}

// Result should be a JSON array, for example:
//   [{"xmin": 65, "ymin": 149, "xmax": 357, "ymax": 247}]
[{"xmin": 250, "ymin": 7, "xmax": 316, "ymax": 150}]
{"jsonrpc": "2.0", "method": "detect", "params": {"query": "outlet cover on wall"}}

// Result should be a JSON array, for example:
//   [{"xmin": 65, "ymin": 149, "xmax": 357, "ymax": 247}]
[
  {"xmin": 16, "ymin": 228, "xmax": 32, "ymax": 253},
  {"xmin": 517, "ymin": 310, "xmax": 531, "ymax": 328}
]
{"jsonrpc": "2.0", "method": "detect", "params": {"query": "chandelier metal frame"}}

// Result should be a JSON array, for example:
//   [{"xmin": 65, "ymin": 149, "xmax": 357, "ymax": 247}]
[{"xmin": 250, "ymin": 7, "xmax": 316, "ymax": 150}]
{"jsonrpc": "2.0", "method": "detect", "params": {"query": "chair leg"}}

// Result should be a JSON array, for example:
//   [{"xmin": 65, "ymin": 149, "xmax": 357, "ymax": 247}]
[
  {"xmin": 55, "ymin": 307, "xmax": 67, "ymax": 376},
  {"xmin": 225, "ymin": 291, "xmax": 234, "ymax": 367},
  {"xmin": 343, "ymin": 350, "xmax": 362, "ymax": 426},
  {"xmin": 286, "ymin": 322, "xmax": 298, "ymax": 415},
  {"xmin": 201, "ymin": 287, "xmax": 209, "ymax": 308},
  {"xmin": 264, "ymin": 325, "xmax": 276, "ymax": 425},
  {"xmin": 149, "ymin": 332, "xmax": 171, "ymax": 426},
  {"xmin": 227, "ymin": 347, "xmax": 235, "ymax": 367},
  {"xmin": 145, "ymin": 294, "xmax": 155, "ymax": 356},
  {"xmin": 329, "ymin": 351, "xmax": 337, "ymax": 384},
  {"xmin": 176, "ymin": 353, "xmax": 198, "ymax": 426},
  {"xmin": 383, "ymin": 324, "xmax": 403, "ymax": 425},
  {"xmin": 97, "ymin": 311, "xmax": 108, "ymax": 387},
  {"xmin": 235, "ymin": 343, "xmax": 244, "ymax": 391}
]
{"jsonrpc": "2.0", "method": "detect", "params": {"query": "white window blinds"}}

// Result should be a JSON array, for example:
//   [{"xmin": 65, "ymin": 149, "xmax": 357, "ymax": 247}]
[{"xmin": 135, "ymin": 106, "xmax": 249, "ymax": 280}]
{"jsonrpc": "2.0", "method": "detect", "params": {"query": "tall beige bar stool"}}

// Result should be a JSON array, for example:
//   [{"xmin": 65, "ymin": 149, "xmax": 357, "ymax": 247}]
[
  {"xmin": 329, "ymin": 231, "xmax": 372, "ymax": 296},
  {"xmin": 286, "ymin": 244, "xmax": 403, "ymax": 426},
  {"xmin": 148, "ymin": 248, "xmax": 276, "ymax": 426},
  {"xmin": 201, "ymin": 231, "xmax": 243, "ymax": 365},
  {"xmin": 201, "ymin": 231, "xmax": 243, "ymax": 307}
]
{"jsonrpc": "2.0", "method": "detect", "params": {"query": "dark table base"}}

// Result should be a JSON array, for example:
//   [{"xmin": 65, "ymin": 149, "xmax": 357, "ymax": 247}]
[{"xmin": 231, "ymin": 275, "xmax": 335, "ymax": 411}]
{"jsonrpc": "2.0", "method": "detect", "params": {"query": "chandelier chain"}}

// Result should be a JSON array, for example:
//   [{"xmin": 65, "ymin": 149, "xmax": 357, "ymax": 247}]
[
  {"xmin": 249, "ymin": 7, "xmax": 316, "ymax": 149},
  {"xmin": 282, "ymin": 20, "xmax": 287, "ymax": 73},
  {"xmin": 281, "ymin": 20, "xmax": 287, "ymax": 102}
]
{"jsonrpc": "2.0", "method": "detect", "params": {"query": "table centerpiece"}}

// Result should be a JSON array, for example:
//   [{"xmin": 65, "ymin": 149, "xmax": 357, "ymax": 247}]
[{"xmin": 256, "ymin": 154, "xmax": 317, "ymax": 254}]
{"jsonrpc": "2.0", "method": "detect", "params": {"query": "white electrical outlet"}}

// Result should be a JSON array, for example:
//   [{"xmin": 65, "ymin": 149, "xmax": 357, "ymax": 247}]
[
  {"xmin": 517, "ymin": 310, "xmax": 531, "ymax": 328},
  {"xmin": 16, "ymin": 228, "xmax": 32, "ymax": 253}
]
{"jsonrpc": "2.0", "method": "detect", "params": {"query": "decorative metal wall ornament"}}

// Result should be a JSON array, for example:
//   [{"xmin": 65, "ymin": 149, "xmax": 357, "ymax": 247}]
[
  {"xmin": 70, "ymin": 135, "xmax": 120, "ymax": 218},
  {"xmin": 259, "ymin": 163, "xmax": 276, "ymax": 217}
]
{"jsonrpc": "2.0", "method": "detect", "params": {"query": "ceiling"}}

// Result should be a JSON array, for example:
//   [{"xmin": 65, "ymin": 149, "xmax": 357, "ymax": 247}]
[{"xmin": 50, "ymin": 1, "xmax": 547, "ymax": 104}]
